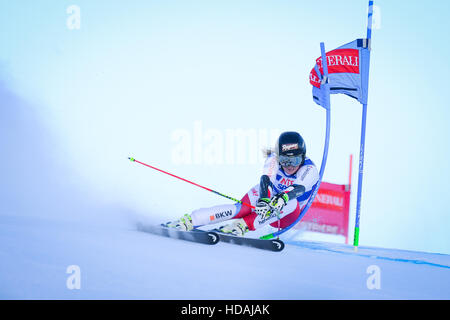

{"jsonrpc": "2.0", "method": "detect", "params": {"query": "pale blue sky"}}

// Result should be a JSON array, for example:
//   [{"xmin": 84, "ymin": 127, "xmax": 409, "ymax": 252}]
[{"xmin": 1, "ymin": 0, "xmax": 449, "ymax": 254}]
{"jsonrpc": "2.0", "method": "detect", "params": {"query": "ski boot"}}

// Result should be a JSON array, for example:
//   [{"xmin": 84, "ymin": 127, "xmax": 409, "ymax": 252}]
[
  {"xmin": 165, "ymin": 214, "xmax": 194, "ymax": 231},
  {"xmin": 218, "ymin": 218, "xmax": 249, "ymax": 236}
]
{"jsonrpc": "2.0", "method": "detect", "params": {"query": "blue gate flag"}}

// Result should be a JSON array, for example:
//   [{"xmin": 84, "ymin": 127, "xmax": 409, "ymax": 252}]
[{"xmin": 310, "ymin": 38, "xmax": 370, "ymax": 107}]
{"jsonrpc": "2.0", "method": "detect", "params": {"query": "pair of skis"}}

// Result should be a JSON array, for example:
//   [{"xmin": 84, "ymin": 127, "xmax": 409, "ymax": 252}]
[{"xmin": 136, "ymin": 223, "xmax": 285, "ymax": 252}]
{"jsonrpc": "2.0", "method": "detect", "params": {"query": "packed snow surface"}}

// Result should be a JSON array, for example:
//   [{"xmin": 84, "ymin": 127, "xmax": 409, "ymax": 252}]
[{"xmin": 1, "ymin": 213, "xmax": 449, "ymax": 300}]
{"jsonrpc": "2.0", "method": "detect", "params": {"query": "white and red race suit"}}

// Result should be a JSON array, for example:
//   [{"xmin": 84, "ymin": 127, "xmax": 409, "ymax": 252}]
[{"xmin": 190, "ymin": 153, "xmax": 319, "ymax": 231}]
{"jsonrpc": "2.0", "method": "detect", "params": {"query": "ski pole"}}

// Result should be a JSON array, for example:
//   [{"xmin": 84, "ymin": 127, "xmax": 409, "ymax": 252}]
[{"xmin": 128, "ymin": 157, "xmax": 255, "ymax": 209}]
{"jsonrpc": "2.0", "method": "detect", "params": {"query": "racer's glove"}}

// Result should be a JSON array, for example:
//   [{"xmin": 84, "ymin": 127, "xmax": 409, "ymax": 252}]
[
  {"xmin": 255, "ymin": 198, "xmax": 272, "ymax": 218},
  {"xmin": 269, "ymin": 193, "xmax": 289, "ymax": 212}
]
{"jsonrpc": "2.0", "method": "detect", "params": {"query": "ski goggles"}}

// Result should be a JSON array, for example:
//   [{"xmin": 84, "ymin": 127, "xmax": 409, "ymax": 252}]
[{"xmin": 279, "ymin": 154, "xmax": 303, "ymax": 167}]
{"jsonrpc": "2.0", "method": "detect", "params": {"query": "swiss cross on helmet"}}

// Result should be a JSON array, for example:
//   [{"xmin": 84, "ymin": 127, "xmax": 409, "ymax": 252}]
[{"xmin": 276, "ymin": 131, "xmax": 306, "ymax": 167}]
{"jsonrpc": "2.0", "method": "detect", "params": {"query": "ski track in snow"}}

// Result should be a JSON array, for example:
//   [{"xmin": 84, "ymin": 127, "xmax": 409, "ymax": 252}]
[{"xmin": 0, "ymin": 214, "xmax": 449, "ymax": 300}]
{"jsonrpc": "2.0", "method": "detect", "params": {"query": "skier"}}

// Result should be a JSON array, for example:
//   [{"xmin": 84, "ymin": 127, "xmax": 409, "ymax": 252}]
[{"xmin": 165, "ymin": 131, "xmax": 320, "ymax": 236}]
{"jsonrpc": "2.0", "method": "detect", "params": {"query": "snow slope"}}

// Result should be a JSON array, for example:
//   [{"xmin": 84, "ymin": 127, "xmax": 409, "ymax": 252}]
[{"xmin": 1, "ymin": 213, "xmax": 449, "ymax": 300}]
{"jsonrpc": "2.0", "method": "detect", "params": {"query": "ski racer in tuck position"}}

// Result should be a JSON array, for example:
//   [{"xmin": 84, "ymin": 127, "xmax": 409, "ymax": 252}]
[{"xmin": 165, "ymin": 131, "xmax": 320, "ymax": 236}]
